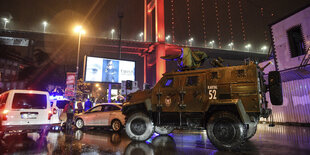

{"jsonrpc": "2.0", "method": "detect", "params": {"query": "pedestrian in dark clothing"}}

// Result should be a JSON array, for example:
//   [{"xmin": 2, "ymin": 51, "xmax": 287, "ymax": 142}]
[
  {"xmin": 64, "ymin": 100, "xmax": 75, "ymax": 130},
  {"xmin": 84, "ymin": 99, "xmax": 92, "ymax": 111},
  {"xmin": 77, "ymin": 101, "xmax": 83, "ymax": 113}
]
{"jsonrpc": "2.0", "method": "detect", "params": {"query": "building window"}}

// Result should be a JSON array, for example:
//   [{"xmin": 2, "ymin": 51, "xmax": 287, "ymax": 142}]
[
  {"xmin": 163, "ymin": 78, "xmax": 173, "ymax": 87},
  {"xmin": 287, "ymin": 25, "xmax": 306, "ymax": 57}
]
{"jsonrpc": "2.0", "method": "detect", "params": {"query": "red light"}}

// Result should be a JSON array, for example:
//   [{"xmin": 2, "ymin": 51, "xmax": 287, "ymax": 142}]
[
  {"xmin": 2, "ymin": 109, "xmax": 9, "ymax": 121},
  {"xmin": 53, "ymin": 108, "xmax": 57, "ymax": 114},
  {"xmin": 48, "ymin": 110, "xmax": 53, "ymax": 120}
]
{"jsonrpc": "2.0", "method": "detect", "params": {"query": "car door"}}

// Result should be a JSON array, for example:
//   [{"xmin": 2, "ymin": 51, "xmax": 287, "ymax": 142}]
[
  {"xmin": 10, "ymin": 92, "xmax": 50, "ymax": 125},
  {"xmin": 82, "ymin": 105, "xmax": 103, "ymax": 126},
  {"xmin": 106, "ymin": 105, "xmax": 124, "ymax": 125},
  {"xmin": 96, "ymin": 105, "xmax": 115, "ymax": 126},
  {"xmin": 154, "ymin": 76, "xmax": 181, "ymax": 112},
  {"xmin": 182, "ymin": 74, "xmax": 207, "ymax": 112}
]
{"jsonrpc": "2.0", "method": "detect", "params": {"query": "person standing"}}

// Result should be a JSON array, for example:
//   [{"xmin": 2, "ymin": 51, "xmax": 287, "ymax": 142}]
[
  {"xmin": 64, "ymin": 99, "xmax": 75, "ymax": 130},
  {"xmin": 77, "ymin": 101, "xmax": 83, "ymax": 113},
  {"xmin": 84, "ymin": 99, "xmax": 92, "ymax": 111}
]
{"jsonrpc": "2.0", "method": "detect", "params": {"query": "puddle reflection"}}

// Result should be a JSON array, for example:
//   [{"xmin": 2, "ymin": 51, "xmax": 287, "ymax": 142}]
[{"xmin": 1, "ymin": 124, "xmax": 310, "ymax": 154}]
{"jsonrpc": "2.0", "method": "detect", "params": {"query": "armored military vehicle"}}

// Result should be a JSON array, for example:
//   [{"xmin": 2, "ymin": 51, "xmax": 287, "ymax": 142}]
[{"xmin": 122, "ymin": 48, "xmax": 282, "ymax": 151}]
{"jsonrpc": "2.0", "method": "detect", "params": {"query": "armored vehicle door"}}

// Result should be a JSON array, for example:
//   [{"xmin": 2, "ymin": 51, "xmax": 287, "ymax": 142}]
[
  {"xmin": 153, "ymin": 76, "xmax": 181, "ymax": 112},
  {"xmin": 181, "ymin": 73, "xmax": 207, "ymax": 112}
]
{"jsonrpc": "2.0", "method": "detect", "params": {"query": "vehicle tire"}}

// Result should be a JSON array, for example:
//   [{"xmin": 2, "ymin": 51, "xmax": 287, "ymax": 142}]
[
  {"xmin": 111, "ymin": 119, "xmax": 122, "ymax": 132},
  {"xmin": 125, "ymin": 112, "xmax": 154, "ymax": 141},
  {"xmin": 75, "ymin": 119, "xmax": 84, "ymax": 129},
  {"xmin": 154, "ymin": 126, "xmax": 174, "ymax": 135},
  {"xmin": 268, "ymin": 71, "xmax": 283, "ymax": 105},
  {"xmin": 206, "ymin": 111, "xmax": 247, "ymax": 151}
]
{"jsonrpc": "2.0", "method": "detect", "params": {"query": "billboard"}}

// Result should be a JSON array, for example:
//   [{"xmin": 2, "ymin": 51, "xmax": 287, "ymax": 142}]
[{"xmin": 84, "ymin": 56, "xmax": 135, "ymax": 83}]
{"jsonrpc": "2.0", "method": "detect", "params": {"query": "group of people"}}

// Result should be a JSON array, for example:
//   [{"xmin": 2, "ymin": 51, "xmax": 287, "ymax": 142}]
[{"xmin": 61, "ymin": 99, "xmax": 93, "ymax": 130}]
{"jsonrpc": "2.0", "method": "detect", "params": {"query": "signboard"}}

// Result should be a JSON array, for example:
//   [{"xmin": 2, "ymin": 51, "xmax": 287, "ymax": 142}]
[
  {"xmin": 65, "ymin": 72, "xmax": 76, "ymax": 97},
  {"xmin": 0, "ymin": 36, "xmax": 29, "ymax": 47},
  {"xmin": 84, "ymin": 56, "xmax": 135, "ymax": 83}
]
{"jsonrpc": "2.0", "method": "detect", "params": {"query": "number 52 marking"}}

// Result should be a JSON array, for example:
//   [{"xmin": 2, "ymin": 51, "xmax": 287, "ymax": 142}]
[{"xmin": 209, "ymin": 90, "xmax": 217, "ymax": 99}]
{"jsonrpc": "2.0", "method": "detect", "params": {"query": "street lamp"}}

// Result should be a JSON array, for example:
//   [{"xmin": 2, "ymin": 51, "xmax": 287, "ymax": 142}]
[
  {"xmin": 245, "ymin": 44, "xmax": 251, "ymax": 52},
  {"xmin": 42, "ymin": 21, "xmax": 48, "ymax": 33},
  {"xmin": 188, "ymin": 37, "xmax": 194, "ymax": 46},
  {"xmin": 3, "ymin": 18, "xmax": 9, "ymax": 29},
  {"xmin": 228, "ymin": 42, "xmax": 234, "ymax": 50},
  {"xmin": 73, "ymin": 25, "xmax": 86, "ymax": 100},
  {"xmin": 209, "ymin": 40, "xmax": 215, "ymax": 48},
  {"xmin": 111, "ymin": 29, "xmax": 115, "ymax": 39},
  {"xmin": 139, "ymin": 32, "xmax": 143, "ymax": 41},
  {"xmin": 166, "ymin": 35, "xmax": 171, "ymax": 42},
  {"xmin": 261, "ymin": 45, "xmax": 267, "ymax": 53}
]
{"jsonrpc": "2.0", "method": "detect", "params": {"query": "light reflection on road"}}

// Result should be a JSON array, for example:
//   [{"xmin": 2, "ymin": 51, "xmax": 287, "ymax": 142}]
[{"xmin": 0, "ymin": 124, "xmax": 310, "ymax": 154}]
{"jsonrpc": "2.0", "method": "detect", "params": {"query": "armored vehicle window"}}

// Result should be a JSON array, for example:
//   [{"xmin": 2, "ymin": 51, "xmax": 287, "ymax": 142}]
[
  {"xmin": 186, "ymin": 76, "xmax": 198, "ymax": 86},
  {"xmin": 163, "ymin": 78, "xmax": 174, "ymax": 87},
  {"xmin": 211, "ymin": 72, "xmax": 218, "ymax": 79}
]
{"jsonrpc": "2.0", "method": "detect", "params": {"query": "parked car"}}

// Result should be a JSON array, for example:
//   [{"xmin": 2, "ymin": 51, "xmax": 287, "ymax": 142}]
[
  {"xmin": 50, "ymin": 97, "xmax": 70, "ymax": 127},
  {"xmin": 74, "ymin": 103, "xmax": 125, "ymax": 132},
  {"xmin": 0, "ymin": 90, "xmax": 52, "ymax": 139}
]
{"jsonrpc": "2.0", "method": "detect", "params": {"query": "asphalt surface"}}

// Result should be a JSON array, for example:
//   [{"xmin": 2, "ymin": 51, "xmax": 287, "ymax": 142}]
[{"xmin": 0, "ymin": 124, "xmax": 310, "ymax": 155}]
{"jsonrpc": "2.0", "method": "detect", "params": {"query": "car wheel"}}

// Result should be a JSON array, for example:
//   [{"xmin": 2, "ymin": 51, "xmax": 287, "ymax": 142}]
[
  {"xmin": 125, "ymin": 112, "xmax": 154, "ymax": 141},
  {"xmin": 75, "ymin": 119, "xmax": 84, "ymax": 129},
  {"xmin": 154, "ymin": 126, "xmax": 174, "ymax": 135},
  {"xmin": 206, "ymin": 111, "xmax": 247, "ymax": 151},
  {"xmin": 111, "ymin": 119, "xmax": 122, "ymax": 132}
]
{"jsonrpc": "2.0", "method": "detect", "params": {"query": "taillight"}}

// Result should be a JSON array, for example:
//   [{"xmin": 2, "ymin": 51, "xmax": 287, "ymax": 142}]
[
  {"xmin": 2, "ymin": 109, "xmax": 9, "ymax": 121},
  {"xmin": 53, "ymin": 108, "xmax": 57, "ymax": 114},
  {"xmin": 48, "ymin": 110, "xmax": 53, "ymax": 120}
]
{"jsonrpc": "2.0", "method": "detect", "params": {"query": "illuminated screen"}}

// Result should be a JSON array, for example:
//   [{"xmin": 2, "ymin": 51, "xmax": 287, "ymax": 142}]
[{"xmin": 84, "ymin": 56, "xmax": 135, "ymax": 83}]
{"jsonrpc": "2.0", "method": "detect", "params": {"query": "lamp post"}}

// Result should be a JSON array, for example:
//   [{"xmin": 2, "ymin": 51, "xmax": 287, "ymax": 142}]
[
  {"xmin": 42, "ymin": 21, "xmax": 47, "ymax": 33},
  {"xmin": 166, "ymin": 35, "xmax": 171, "ymax": 43},
  {"xmin": 228, "ymin": 42, "xmax": 234, "ymax": 50},
  {"xmin": 245, "ymin": 44, "xmax": 251, "ymax": 52},
  {"xmin": 209, "ymin": 40, "xmax": 215, "ymax": 48},
  {"xmin": 73, "ymin": 25, "xmax": 86, "ymax": 100},
  {"xmin": 111, "ymin": 29, "xmax": 115, "ymax": 39},
  {"xmin": 188, "ymin": 37, "xmax": 194, "ymax": 46},
  {"xmin": 261, "ymin": 45, "xmax": 267, "ymax": 53},
  {"xmin": 3, "ymin": 18, "xmax": 9, "ymax": 29},
  {"xmin": 139, "ymin": 32, "xmax": 143, "ymax": 42}
]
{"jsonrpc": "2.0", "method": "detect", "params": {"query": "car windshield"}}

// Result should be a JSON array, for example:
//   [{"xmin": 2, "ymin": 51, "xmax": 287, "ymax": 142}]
[
  {"xmin": 12, "ymin": 93, "xmax": 47, "ymax": 109},
  {"xmin": 56, "ymin": 100, "xmax": 70, "ymax": 109}
]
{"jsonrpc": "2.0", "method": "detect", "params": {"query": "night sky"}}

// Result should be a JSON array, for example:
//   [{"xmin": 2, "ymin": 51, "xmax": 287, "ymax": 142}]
[{"xmin": 0, "ymin": 0, "xmax": 310, "ymax": 51}]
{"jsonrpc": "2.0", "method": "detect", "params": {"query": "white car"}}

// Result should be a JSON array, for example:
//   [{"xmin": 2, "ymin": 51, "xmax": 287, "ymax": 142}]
[
  {"xmin": 0, "ymin": 90, "xmax": 52, "ymax": 139},
  {"xmin": 74, "ymin": 103, "xmax": 125, "ymax": 132},
  {"xmin": 50, "ymin": 98, "xmax": 70, "ymax": 125}
]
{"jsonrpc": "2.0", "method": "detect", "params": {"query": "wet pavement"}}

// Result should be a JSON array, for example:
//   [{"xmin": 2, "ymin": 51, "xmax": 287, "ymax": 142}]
[{"xmin": 0, "ymin": 124, "xmax": 310, "ymax": 155}]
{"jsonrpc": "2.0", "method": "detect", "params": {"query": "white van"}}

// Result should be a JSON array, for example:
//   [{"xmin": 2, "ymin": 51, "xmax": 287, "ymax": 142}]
[{"xmin": 0, "ymin": 90, "xmax": 52, "ymax": 139}]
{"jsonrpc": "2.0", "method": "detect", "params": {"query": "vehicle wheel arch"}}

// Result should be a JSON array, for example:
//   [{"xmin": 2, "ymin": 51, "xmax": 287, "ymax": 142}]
[
  {"xmin": 205, "ymin": 99, "xmax": 251, "ymax": 126},
  {"xmin": 123, "ymin": 102, "xmax": 149, "ymax": 117}
]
